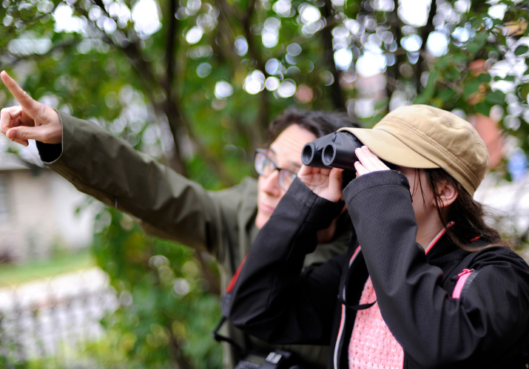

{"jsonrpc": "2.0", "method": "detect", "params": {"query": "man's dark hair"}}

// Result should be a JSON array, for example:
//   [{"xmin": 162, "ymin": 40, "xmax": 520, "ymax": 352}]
[{"xmin": 268, "ymin": 108, "xmax": 362, "ymax": 143}]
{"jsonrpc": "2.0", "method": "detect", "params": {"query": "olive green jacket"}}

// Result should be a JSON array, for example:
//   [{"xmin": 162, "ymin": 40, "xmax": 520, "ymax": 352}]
[{"xmin": 37, "ymin": 112, "xmax": 350, "ymax": 369}]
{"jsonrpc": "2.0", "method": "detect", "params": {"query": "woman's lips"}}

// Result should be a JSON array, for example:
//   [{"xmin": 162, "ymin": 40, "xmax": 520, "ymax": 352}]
[{"xmin": 259, "ymin": 203, "xmax": 275, "ymax": 214}]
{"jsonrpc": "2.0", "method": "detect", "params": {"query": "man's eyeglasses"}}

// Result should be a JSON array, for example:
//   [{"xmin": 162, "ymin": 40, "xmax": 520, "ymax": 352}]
[{"xmin": 254, "ymin": 149, "xmax": 298, "ymax": 191}]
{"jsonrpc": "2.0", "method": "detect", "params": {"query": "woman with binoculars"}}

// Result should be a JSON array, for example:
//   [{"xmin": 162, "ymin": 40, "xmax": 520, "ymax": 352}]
[{"xmin": 229, "ymin": 105, "xmax": 529, "ymax": 368}]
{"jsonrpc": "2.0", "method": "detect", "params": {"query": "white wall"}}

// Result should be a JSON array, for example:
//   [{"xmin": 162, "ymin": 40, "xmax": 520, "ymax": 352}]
[
  {"xmin": 0, "ymin": 168, "xmax": 94, "ymax": 262},
  {"xmin": 50, "ymin": 173, "xmax": 94, "ymax": 250}
]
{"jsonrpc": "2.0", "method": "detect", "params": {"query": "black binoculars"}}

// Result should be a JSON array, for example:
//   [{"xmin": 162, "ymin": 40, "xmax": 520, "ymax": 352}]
[{"xmin": 301, "ymin": 131, "xmax": 364, "ymax": 170}]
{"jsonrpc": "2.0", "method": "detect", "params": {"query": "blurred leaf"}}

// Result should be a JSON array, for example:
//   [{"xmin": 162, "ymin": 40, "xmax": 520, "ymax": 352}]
[
  {"xmin": 437, "ymin": 89, "xmax": 457, "ymax": 103},
  {"xmin": 517, "ymin": 84, "xmax": 529, "ymax": 102},
  {"xmin": 414, "ymin": 70, "xmax": 439, "ymax": 104},
  {"xmin": 485, "ymin": 90, "xmax": 506, "ymax": 105},
  {"xmin": 467, "ymin": 38, "xmax": 486, "ymax": 56},
  {"xmin": 475, "ymin": 102, "xmax": 492, "ymax": 116},
  {"xmin": 515, "ymin": 45, "xmax": 529, "ymax": 56},
  {"xmin": 476, "ymin": 74, "xmax": 492, "ymax": 83},
  {"xmin": 463, "ymin": 80, "xmax": 482, "ymax": 99}
]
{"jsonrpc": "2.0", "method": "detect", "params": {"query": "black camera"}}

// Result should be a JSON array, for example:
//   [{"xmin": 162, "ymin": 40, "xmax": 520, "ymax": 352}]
[
  {"xmin": 301, "ymin": 131, "xmax": 363, "ymax": 170},
  {"xmin": 234, "ymin": 350, "xmax": 299, "ymax": 369},
  {"xmin": 212, "ymin": 316, "xmax": 302, "ymax": 369}
]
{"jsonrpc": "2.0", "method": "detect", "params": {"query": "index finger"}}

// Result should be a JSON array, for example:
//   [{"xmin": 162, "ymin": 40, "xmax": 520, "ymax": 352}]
[
  {"xmin": 298, "ymin": 164, "xmax": 315, "ymax": 176},
  {"xmin": 0, "ymin": 71, "xmax": 40, "ymax": 116}
]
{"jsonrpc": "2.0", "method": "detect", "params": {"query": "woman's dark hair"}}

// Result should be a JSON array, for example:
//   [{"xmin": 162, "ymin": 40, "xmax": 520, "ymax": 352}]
[
  {"xmin": 268, "ymin": 108, "xmax": 361, "ymax": 143},
  {"xmin": 424, "ymin": 168, "xmax": 509, "ymax": 250}
]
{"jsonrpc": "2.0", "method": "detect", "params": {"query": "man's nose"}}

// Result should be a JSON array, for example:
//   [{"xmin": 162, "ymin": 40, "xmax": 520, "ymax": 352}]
[{"xmin": 261, "ymin": 170, "xmax": 281, "ymax": 196}]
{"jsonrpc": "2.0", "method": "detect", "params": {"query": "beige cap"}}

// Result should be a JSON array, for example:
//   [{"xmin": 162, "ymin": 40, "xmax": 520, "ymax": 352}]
[{"xmin": 339, "ymin": 104, "xmax": 489, "ymax": 196}]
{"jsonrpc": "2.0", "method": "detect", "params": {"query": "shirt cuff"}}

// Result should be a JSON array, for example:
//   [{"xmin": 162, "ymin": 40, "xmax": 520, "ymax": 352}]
[
  {"xmin": 343, "ymin": 170, "xmax": 410, "ymax": 203},
  {"xmin": 36, "ymin": 141, "xmax": 62, "ymax": 164},
  {"xmin": 287, "ymin": 177, "xmax": 345, "ymax": 225}
]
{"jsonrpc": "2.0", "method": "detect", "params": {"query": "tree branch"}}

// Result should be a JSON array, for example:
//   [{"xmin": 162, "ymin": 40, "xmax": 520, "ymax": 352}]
[
  {"xmin": 0, "ymin": 9, "xmax": 60, "ymax": 54},
  {"xmin": 386, "ymin": 0, "xmax": 403, "ymax": 99},
  {"xmin": 321, "ymin": 0, "xmax": 346, "ymax": 109},
  {"xmin": 160, "ymin": 0, "xmax": 189, "ymax": 175},
  {"xmin": 241, "ymin": 0, "xmax": 270, "ymax": 140},
  {"xmin": 0, "ymin": 40, "xmax": 79, "ymax": 70},
  {"xmin": 81, "ymin": 0, "xmax": 238, "ymax": 181},
  {"xmin": 173, "ymin": 102, "xmax": 236, "ymax": 186},
  {"xmin": 415, "ymin": 0, "xmax": 437, "ymax": 94}
]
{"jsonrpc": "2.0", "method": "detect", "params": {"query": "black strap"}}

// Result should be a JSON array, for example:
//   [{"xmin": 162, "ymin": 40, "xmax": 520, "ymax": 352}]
[
  {"xmin": 211, "ymin": 316, "xmax": 247, "ymax": 359},
  {"xmin": 338, "ymin": 295, "xmax": 377, "ymax": 310}
]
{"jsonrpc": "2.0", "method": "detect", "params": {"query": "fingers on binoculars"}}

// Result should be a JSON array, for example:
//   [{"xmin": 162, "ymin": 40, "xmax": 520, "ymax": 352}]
[
  {"xmin": 354, "ymin": 161, "xmax": 368, "ymax": 176},
  {"xmin": 329, "ymin": 168, "xmax": 343, "ymax": 185},
  {"xmin": 299, "ymin": 165, "xmax": 313, "ymax": 176},
  {"xmin": 355, "ymin": 146, "xmax": 388, "ymax": 172},
  {"xmin": 300, "ymin": 165, "xmax": 329, "ymax": 176}
]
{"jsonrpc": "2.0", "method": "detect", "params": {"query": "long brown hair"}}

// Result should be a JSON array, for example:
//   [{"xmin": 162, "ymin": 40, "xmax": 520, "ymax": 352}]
[{"xmin": 422, "ymin": 168, "xmax": 509, "ymax": 251}]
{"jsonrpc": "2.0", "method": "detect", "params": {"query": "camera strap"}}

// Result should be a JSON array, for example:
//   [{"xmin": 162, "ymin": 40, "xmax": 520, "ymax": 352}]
[{"xmin": 212, "ymin": 254, "xmax": 252, "ymax": 359}]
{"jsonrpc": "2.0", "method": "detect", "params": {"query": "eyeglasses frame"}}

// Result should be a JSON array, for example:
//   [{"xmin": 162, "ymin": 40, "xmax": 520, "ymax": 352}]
[{"xmin": 254, "ymin": 149, "xmax": 298, "ymax": 191}]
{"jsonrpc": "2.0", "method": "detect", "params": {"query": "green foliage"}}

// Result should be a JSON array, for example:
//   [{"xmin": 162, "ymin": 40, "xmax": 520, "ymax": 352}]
[{"xmin": 91, "ymin": 208, "xmax": 223, "ymax": 368}]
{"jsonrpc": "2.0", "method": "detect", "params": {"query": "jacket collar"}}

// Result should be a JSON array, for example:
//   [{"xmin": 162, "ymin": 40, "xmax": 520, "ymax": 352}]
[{"xmin": 424, "ymin": 224, "xmax": 469, "ymax": 265}]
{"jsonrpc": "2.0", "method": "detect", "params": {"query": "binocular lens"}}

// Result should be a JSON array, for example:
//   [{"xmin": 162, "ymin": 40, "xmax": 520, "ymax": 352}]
[
  {"xmin": 322, "ymin": 144, "xmax": 336, "ymax": 166},
  {"xmin": 301, "ymin": 131, "xmax": 366, "ymax": 170},
  {"xmin": 302, "ymin": 143, "xmax": 316, "ymax": 166}
]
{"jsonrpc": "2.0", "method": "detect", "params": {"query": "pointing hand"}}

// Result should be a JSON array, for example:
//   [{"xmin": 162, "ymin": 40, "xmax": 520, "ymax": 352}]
[{"xmin": 0, "ymin": 71, "xmax": 62, "ymax": 147}]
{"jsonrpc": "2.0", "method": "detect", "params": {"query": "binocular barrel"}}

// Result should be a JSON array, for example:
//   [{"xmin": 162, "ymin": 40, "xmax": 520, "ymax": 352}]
[{"xmin": 301, "ymin": 131, "xmax": 363, "ymax": 170}]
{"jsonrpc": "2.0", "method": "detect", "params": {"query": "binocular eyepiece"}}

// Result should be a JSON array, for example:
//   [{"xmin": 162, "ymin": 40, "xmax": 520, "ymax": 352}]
[{"xmin": 301, "ymin": 131, "xmax": 364, "ymax": 170}]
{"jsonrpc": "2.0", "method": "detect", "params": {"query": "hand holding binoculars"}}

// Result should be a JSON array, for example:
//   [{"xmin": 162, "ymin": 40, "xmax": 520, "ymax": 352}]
[
  {"xmin": 302, "ymin": 131, "xmax": 393, "ymax": 188},
  {"xmin": 301, "ymin": 131, "xmax": 364, "ymax": 170}
]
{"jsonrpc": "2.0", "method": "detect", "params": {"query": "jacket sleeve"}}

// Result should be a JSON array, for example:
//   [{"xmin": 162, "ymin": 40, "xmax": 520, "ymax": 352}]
[
  {"xmin": 229, "ymin": 178, "xmax": 346, "ymax": 345},
  {"xmin": 343, "ymin": 170, "xmax": 529, "ymax": 368},
  {"xmin": 36, "ymin": 112, "xmax": 251, "ymax": 258}
]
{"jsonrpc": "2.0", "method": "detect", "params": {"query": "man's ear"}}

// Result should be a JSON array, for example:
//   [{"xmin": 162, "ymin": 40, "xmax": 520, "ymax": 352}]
[{"xmin": 434, "ymin": 180, "xmax": 458, "ymax": 208}]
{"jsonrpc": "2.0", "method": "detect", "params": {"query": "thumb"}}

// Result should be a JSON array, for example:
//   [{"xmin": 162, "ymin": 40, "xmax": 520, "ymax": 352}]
[{"xmin": 7, "ymin": 125, "xmax": 54, "ymax": 144}]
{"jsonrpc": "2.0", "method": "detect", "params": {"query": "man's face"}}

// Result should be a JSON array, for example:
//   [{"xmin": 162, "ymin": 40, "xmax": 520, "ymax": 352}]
[{"xmin": 255, "ymin": 124, "xmax": 317, "ymax": 229}]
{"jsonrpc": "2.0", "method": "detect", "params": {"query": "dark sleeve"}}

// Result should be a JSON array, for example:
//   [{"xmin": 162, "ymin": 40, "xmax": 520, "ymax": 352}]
[
  {"xmin": 343, "ymin": 170, "xmax": 529, "ymax": 367},
  {"xmin": 229, "ymin": 178, "xmax": 347, "ymax": 345}
]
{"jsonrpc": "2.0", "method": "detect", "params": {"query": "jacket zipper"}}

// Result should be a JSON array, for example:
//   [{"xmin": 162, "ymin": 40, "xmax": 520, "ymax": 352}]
[{"xmin": 452, "ymin": 269, "xmax": 474, "ymax": 299}]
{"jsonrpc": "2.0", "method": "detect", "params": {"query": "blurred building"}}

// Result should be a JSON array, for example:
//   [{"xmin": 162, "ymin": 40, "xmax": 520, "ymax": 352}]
[{"xmin": 0, "ymin": 153, "xmax": 93, "ymax": 263}]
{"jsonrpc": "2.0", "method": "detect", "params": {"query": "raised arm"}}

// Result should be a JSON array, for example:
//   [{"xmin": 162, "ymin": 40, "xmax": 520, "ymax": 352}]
[
  {"xmin": 0, "ymin": 71, "xmax": 246, "ymax": 257},
  {"xmin": 229, "ymin": 173, "xmax": 347, "ymax": 344}
]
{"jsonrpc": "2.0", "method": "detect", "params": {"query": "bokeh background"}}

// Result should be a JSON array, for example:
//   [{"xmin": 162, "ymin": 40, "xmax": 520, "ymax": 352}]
[{"xmin": 1, "ymin": 0, "xmax": 529, "ymax": 367}]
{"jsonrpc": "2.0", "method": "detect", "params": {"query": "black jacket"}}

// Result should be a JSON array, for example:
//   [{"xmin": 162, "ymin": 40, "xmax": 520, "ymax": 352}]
[{"xmin": 229, "ymin": 171, "xmax": 529, "ymax": 368}]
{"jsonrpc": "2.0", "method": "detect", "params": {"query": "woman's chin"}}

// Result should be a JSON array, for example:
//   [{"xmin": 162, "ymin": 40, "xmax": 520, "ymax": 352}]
[{"xmin": 255, "ymin": 212, "xmax": 270, "ymax": 229}]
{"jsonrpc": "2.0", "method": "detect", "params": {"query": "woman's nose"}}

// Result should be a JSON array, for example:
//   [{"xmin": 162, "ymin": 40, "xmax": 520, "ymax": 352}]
[{"xmin": 261, "ymin": 170, "xmax": 281, "ymax": 196}]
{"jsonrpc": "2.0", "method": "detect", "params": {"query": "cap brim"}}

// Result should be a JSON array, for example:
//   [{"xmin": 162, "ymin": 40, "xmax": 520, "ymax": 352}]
[{"xmin": 339, "ymin": 127, "xmax": 440, "ymax": 169}]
